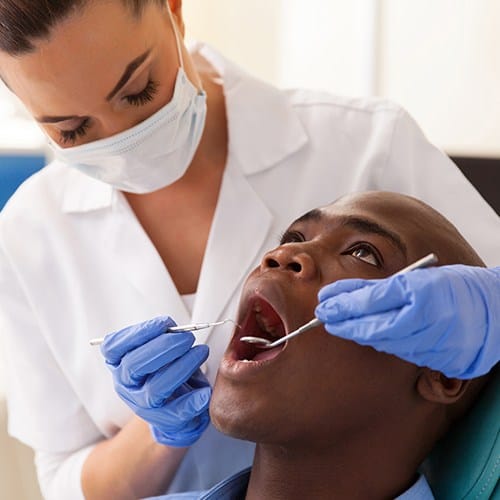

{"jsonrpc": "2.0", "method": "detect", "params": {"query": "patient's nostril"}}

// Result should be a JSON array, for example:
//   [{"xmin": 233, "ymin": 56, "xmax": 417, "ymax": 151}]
[
  {"xmin": 266, "ymin": 257, "xmax": 280, "ymax": 268},
  {"xmin": 287, "ymin": 262, "xmax": 302, "ymax": 273}
]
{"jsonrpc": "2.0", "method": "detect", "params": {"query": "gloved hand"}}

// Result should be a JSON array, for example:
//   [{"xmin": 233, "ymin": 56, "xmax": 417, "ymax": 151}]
[
  {"xmin": 101, "ymin": 316, "xmax": 211, "ymax": 447},
  {"xmin": 315, "ymin": 265, "xmax": 500, "ymax": 379}
]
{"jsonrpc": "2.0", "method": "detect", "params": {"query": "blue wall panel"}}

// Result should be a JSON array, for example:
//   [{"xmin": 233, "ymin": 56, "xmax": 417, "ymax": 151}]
[{"xmin": 0, "ymin": 154, "xmax": 46, "ymax": 210}]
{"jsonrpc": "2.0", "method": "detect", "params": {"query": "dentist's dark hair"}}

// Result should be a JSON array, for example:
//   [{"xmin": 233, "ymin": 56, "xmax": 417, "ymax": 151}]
[{"xmin": 0, "ymin": 0, "xmax": 166, "ymax": 55}]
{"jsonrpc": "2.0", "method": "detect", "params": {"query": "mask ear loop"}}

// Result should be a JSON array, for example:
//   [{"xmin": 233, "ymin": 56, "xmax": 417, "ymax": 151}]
[{"xmin": 165, "ymin": 2, "xmax": 205, "ymax": 93}]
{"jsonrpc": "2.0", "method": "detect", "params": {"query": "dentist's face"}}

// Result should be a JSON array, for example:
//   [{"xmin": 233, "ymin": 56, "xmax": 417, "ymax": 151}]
[
  {"xmin": 0, "ymin": 1, "xmax": 193, "ymax": 147},
  {"xmin": 210, "ymin": 192, "xmax": 458, "ymax": 447}
]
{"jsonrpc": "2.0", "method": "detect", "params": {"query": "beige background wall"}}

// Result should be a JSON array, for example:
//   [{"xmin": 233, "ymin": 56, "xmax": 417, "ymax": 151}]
[
  {"xmin": 184, "ymin": 0, "xmax": 500, "ymax": 156},
  {"xmin": 378, "ymin": 0, "xmax": 500, "ymax": 156}
]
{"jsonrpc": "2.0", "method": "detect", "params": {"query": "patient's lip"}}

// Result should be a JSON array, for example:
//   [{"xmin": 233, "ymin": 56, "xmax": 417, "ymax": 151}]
[{"xmin": 220, "ymin": 281, "xmax": 292, "ymax": 380}]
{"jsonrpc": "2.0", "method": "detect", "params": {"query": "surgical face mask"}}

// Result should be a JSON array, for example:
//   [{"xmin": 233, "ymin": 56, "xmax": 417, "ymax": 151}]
[{"xmin": 49, "ymin": 10, "xmax": 207, "ymax": 194}]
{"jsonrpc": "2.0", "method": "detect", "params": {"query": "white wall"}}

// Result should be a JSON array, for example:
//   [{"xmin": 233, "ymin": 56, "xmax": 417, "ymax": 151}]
[
  {"xmin": 183, "ymin": 0, "xmax": 500, "ymax": 156},
  {"xmin": 379, "ymin": 0, "xmax": 500, "ymax": 157},
  {"xmin": 0, "ymin": 83, "xmax": 45, "ymax": 152},
  {"xmin": 183, "ymin": 0, "xmax": 285, "ymax": 85}
]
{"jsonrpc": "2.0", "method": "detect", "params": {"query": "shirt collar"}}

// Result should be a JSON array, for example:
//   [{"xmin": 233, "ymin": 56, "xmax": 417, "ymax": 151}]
[
  {"xmin": 198, "ymin": 469, "xmax": 433, "ymax": 500},
  {"xmin": 395, "ymin": 474, "xmax": 435, "ymax": 500}
]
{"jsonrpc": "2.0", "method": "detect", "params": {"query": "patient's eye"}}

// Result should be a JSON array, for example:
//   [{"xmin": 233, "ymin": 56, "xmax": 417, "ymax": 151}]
[
  {"xmin": 279, "ymin": 230, "xmax": 305, "ymax": 245},
  {"xmin": 345, "ymin": 243, "xmax": 381, "ymax": 267}
]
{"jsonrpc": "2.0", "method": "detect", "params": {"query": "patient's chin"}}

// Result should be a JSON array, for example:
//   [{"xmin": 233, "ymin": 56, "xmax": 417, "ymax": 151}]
[
  {"xmin": 210, "ymin": 390, "xmax": 248, "ymax": 438},
  {"xmin": 209, "ymin": 388, "xmax": 272, "ymax": 442}
]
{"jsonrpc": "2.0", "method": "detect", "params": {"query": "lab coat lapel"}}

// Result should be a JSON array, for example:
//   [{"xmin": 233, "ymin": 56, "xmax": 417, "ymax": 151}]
[
  {"xmin": 62, "ymin": 167, "xmax": 191, "ymax": 325},
  {"xmin": 191, "ymin": 161, "xmax": 273, "ymax": 345},
  {"xmin": 110, "ymin": 193, "xmax": 191, "ymax": 325}
]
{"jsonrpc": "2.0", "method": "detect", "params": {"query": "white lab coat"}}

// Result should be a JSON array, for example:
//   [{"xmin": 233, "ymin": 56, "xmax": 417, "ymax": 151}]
[{"xmin": 1, "ymin": 44, "xmax": 499, "ymax": 499}]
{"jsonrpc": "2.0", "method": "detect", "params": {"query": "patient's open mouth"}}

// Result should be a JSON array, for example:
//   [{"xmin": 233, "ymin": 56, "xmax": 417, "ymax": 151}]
[{"xmin": 233, "ymin": 296, "xmax": 287, "ymax": 363}]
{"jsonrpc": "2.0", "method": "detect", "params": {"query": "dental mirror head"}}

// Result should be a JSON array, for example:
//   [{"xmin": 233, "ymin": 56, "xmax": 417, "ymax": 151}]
[
  {"xmin": 240, "ymin": 318, "xmax": 321, "ymax": 349},
  {"xmin": 239, "ymin": 336, "xmax": 274, "ymax": 346}
]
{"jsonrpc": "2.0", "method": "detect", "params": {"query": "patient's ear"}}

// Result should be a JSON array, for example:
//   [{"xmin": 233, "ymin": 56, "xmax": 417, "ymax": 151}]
[{"xmin": 416, "ymin": 368, "xmax": 470, "ymax": 404}]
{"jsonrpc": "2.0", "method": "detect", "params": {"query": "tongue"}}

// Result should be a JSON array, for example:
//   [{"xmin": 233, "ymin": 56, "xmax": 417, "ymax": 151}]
[{"xmin": 252, "ymin": 345, "xmax": 283, "ymax": 362}]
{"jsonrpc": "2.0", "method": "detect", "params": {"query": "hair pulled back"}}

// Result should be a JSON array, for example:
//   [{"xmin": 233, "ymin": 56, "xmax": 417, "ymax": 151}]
[{"xmin": 0, "ymin": 0, "xmax": 165, "ymax": 55}]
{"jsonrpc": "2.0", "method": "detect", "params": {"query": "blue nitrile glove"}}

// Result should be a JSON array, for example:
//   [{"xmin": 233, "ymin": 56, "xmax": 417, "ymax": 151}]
[
  {"xmin": 101, "ymin": 316, "xmax": 211, "ymax": 447},
  {"xmin": 315, "ymin": 265, "xmax": 500, "ymax": 379}
]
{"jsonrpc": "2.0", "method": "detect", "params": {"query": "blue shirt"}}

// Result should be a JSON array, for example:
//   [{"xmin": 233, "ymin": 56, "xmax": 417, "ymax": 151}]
[{"xmin": 148, "ymin": 468, "xmax": 435, "ymax": 499}]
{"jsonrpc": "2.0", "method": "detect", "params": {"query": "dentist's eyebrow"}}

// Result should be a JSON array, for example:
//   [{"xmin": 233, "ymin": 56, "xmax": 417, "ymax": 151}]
[
  {"xmin": 36, "ymin": 115, "xmax": 83, "ymax": 124},
  {"xmin": 340, "ymin": 215, "xmax": 407, "ymax": 256},
  {"xmin": 106, "ymin": 49, "xmax": 151, "ymax": 101},
  {"xmin": 35, "ymin": 50, "xmax": 152, "ymax": 123}
]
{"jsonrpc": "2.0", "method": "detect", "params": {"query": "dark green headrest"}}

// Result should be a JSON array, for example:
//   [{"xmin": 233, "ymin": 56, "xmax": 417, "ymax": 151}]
[{"xmin": 422, "ymin": 367, "xmax": 499, "ymax": 499}]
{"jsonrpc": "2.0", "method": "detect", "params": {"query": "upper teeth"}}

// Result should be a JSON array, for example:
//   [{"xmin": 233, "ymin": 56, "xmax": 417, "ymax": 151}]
[{"xmin": 256, "ymin": 312, "xmax": 280, "ymax": 338}]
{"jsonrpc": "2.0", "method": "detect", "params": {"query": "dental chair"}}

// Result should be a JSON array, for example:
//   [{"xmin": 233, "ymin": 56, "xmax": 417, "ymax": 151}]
[{"xmin": 422, "ymin": 366, "xmax": 500, "ymax": 499}]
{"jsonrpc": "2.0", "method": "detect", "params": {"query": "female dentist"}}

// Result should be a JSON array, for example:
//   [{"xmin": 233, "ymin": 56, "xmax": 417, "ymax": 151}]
[{"xmin": 0, "ymin": 1, "xmax": 498, "ymax": 499}]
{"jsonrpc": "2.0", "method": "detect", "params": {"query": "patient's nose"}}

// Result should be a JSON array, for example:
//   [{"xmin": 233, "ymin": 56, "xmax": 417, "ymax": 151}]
[{"xmin": 261, "ymin": 245, "xmax": 318, "ymax": 280}]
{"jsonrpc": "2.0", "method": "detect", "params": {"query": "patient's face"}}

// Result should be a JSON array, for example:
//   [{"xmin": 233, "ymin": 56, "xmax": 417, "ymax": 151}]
[{"xmin": 210, "ymin": 192, "xmax": 452, "ymax": 445}]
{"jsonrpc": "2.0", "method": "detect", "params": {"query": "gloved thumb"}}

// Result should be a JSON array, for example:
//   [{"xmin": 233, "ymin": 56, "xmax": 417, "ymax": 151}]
[{"xmin": 317, "ymin": 278, "xmax": 374, "ymax": 302}]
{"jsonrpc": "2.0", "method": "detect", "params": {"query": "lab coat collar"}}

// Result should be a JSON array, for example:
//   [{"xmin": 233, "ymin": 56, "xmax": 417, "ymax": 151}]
[
  {"xmin": 61, "ymin": 162, "xmax": 114, "ymax": 213},
  {"xmin": 196, "ymin": 43, "xmax": 309, "ymax": 176}
]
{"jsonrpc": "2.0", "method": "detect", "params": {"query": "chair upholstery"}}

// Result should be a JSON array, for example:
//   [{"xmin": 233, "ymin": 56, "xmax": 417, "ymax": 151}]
[{"xmin": 422, "ymin": 367, "xmax": 500, "ymax": 499}]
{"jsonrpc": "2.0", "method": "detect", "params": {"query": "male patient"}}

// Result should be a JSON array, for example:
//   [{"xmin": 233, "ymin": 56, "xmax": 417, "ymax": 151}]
[{"xmin": 157, "ymin": 191, "xmax": 491, "ymax": 500}]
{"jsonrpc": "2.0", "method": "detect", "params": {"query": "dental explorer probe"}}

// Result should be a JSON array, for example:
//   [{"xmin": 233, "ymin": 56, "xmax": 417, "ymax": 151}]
[
  {"xmin": 240, "ymin": 252, "xmax": 439, "ymax": 349},
  {"xmin": 89, "ymin": 319, "xmax": 235, "ymax": 346}
]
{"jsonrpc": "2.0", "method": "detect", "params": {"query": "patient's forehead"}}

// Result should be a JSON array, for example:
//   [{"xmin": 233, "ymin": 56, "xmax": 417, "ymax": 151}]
[
  {"xmin": 323, "ymin": 191, "xmax": 424, "ymax": 218},
  {"xmin": 290, "ymin": 192, "xmax": 436, "ymax": 261},
  {"xmin": 300, "ymin": 191, "xmax": 427, "ymax": 238},
  {"xmin": 309, "ymin": 191, "xmax": 481, "ymax": 267}
]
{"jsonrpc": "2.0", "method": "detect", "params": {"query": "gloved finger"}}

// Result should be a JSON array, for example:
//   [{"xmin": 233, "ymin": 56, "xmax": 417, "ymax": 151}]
[
  {"xmin": 315, "ymin": 274, "xmax": 412, "ymax": 324},
  {"xmin": 150, "ymin": 410, "xmax": 210, "ymax": 447},
  {"xmin": 317, "ymin": 278, "xmax": 375, "ymax": 302},
  {"xmin": 111, "ymin": 332, "xmax": 195, "ymax": 386},
  {"xmin": 144, "ymin": 345, "xmax": 210, "ymax": 406},
  {"xmin": 102, "ymin": 316, "xmax": 177, "ymax": 365},
  {"xmin": 139, "ymin": 386, "xmax": 212, "ymax": 430},
  {"xmin": 116, "ymin": 345, "xmax": 209, "ymax": 408},
  {"xmin": 186, "ymin": 368, "xmax": 210, "ymax": 390},
  {"xmin": 323, "ymin": 307, "xmax": 420, "ymax": 344}
]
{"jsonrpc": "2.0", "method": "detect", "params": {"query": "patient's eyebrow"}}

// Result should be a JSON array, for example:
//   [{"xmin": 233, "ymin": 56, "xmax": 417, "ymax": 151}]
[
  {"xmin": 292, "ymin": 208, "xmax": 324, "ymax": 225},
  {"xmin": 340, "ymin": 216, "xmax": 407, "ymax": 256}
]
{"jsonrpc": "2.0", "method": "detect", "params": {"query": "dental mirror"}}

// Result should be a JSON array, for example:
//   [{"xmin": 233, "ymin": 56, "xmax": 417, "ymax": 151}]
[{"xmin": 240, "ymin": 252, "xmax": 438, "ymax": 349}]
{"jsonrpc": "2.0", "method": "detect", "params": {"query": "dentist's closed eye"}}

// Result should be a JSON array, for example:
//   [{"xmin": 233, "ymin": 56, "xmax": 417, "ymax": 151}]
[
  {"xmin": 124, "ymin": 79, "xmax": 159, "ymax": 106},
  {"xmin": 58, "ymin": 80, "xmax": 159, "ymax": 145},
  {"xmin": 60, "ymin": 118, "xmax": 91, "ymax": 145},
  {"xmin": 344, "ymin": 243, "xmax": 382, "ymax": 267}
]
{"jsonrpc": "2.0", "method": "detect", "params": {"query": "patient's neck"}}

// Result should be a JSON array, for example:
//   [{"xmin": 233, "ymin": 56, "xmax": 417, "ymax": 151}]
[{"xmin": 245, "ymin": 420, "xmax": 434, "ymax": 500}]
